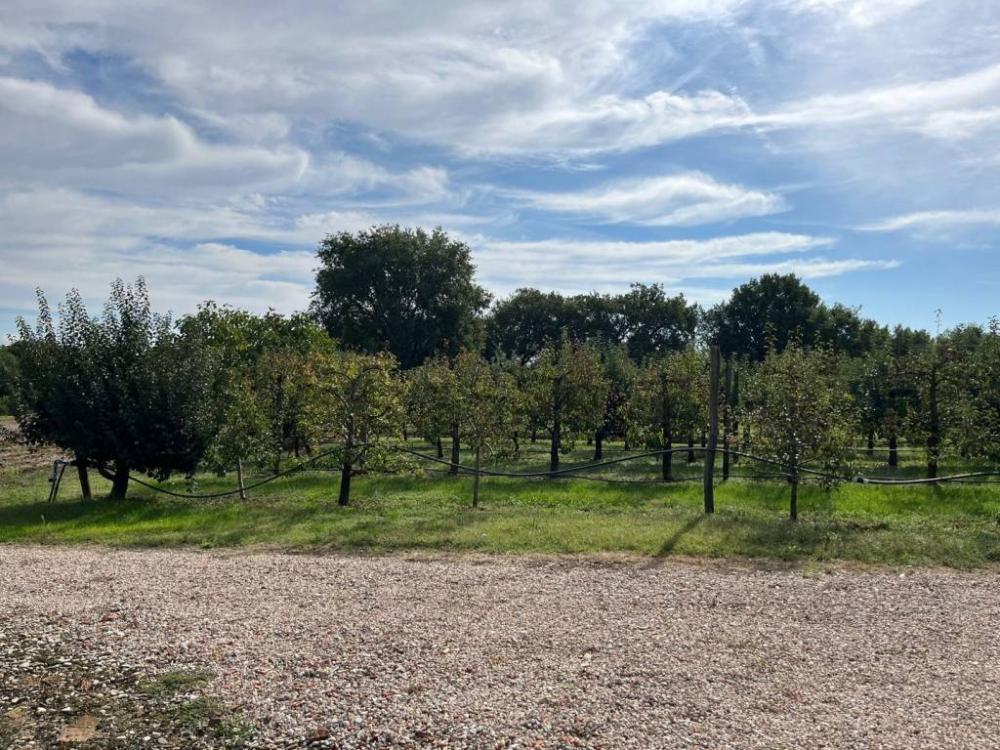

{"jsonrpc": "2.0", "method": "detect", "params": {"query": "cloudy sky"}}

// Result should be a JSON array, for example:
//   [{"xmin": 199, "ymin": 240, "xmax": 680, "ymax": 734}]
[{"xmin": 2, "ymin": 0, "xmax": 999, "ymax": 336}]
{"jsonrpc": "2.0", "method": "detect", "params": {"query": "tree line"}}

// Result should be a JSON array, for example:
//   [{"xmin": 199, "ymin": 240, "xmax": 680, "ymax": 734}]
[{"xmin": 4, "ymin": 225, "xmax": 999, "ymax": 516}]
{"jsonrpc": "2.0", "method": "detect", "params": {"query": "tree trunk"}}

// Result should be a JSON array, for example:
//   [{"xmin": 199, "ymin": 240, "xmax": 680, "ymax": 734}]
[
  {"xmin": 512, "ymin": 431, "xmax": 520, "ymax": 457},
  {"xmin": 338, "ymin": 462, "xmax": 352, "ymax": 506},
  {"xmin": 593, "ymin": 430, "xmax": 603, "ymax": 461},
  {"xmin": 687, "ymin": 433, "xmax": 696, "ymax": 464},
  {"xmin": 109, "ymin": 461, "xmax": 129, "ymax": 501},
  {"xmin": 237, "ymin": 458, "xmax": 247, "ymax": 501},
  {"xmin": 75, "ymin": 454, "xmax": 92, "ymax": 501},
  {"xmin": 866, "ymin": 430, "xmax": 875, "ymax": 459},
  {"xmin": 550, "ymin": 416, "xmax": 561, "ymax": 475},
  {"xmin": 472, "ymin": 445, "xmax": 482, "ymax": 507},
  {"xmin": 449, "ymin": 422, "xmax": 460, "ymax": 476},
  {"xmin": 436, "ymin": 437, "xmax": 444, "ymax": 459},
  {"xmin": 888, "ymin": 433, "xmax": 899, "ymax": 468},
  {"xmin": 530, "ymin": 429, "xmax": 537, "ymax": 444}
]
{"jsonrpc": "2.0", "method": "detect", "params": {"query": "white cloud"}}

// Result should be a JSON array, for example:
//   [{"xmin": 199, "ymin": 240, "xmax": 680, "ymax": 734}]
[
  {"xmin": 1, "ymin": 1, "xmax": 996, "ymax": 162},
  {"xmin": 513, "ymin": 172, "xmax": 785, "ymax": 226},
  {"xmin": 0, "ymin": 76, "xmax": 309, "ymax": 191},
  {"xmin": 861, "ymin": 209, "xmax": 1000, "ymax": 233},
  {"xmin": 469, "ymin": 231, "xmax": 893, "ymax": 296},
  {"xmin": 790, "ymin": 0, "xmax": 928, "ymax": 27}
]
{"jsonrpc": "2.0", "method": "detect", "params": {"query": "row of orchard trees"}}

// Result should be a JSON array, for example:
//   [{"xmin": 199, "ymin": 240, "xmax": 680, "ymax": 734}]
[{"xmin": 11, "ymin": 279, "xmax": 1000, "ymax": 512}]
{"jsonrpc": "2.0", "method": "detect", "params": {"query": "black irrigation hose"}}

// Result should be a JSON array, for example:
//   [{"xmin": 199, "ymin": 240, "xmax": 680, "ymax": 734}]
[
  {"xmin": 99, "ymin": 447, "xmax": 345, "ymax": 500},
  {"xmin": 50, "ymin": 443, "xmax": 1000, "ymax": 503}
]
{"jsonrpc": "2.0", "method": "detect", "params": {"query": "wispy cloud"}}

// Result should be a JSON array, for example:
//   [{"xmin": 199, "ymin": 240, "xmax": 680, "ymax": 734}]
[
  {"xmin": 510, "ymin": 172, "xmax": 785, "ymax": 226},
  {"xmin": 861, "ymin": 209, "xmax": 1000, "ymax": 232}
]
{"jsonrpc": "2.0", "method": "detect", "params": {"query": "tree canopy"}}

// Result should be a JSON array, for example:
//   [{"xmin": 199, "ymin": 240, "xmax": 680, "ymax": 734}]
[
  {"xmin": 312, "ymin": 225, "xmax": 491, "ymax": 369},
  {"xmin": 14, "ymin": 279, "xmax": 221, "ymax": 499}
]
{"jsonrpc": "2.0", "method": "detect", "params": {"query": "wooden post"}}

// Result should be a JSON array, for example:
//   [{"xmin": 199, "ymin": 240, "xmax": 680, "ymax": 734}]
[
  {"xmin": 472, "ymin": 444, "xmax": 482, "ymax": 507},
  {"xmin": 237, "ymin": 458, "xmax": 247, "ymax": 501},
  {"xmin": 703, "ymin": 345, "xmax": 720, "ymax": 514},
  {"xmin": 722, "ymin": 360, "xmax": 732, "ymax": 481}
]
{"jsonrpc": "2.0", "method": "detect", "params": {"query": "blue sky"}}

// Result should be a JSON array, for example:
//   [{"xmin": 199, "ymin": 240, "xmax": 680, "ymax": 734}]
[{"xmin": 1, "ymin": 0, "xmax": 999, "ymax": 337}]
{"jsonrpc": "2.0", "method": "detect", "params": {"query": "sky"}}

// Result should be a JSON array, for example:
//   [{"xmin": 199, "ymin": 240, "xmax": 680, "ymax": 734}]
[{"xmin": 1, "ymin": 0, "xmax": 999, "ymax": 337}]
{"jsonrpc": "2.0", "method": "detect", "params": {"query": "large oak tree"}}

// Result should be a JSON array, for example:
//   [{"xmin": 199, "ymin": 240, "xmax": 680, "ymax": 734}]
[{"xmin": 312, "ymin": 225, "xmax": 490, "ymax": 369}]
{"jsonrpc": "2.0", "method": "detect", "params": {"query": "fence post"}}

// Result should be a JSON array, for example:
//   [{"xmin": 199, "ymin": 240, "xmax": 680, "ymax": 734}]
[
  {"xmin": 704, "ymin": 345, "xmax": 720, "ymax": 514},
  {"xmin": 722, "ymin": 359, "xmax": 732, "ymax": 481},
  {"xmin": 237, "ymin": 458, "xmax": 247, "ymax": 501}
]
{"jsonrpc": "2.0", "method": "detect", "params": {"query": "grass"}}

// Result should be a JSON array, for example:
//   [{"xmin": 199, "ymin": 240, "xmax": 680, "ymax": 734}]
[{"xmin": 1, "ymin": 442, "xmax": 999, "ymax": 567}]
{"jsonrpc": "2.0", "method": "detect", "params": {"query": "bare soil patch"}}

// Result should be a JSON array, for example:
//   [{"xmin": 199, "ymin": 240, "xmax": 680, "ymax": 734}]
[{"xmin": 0, "ymin": 417, "xmax": 67, "ymax": 474}]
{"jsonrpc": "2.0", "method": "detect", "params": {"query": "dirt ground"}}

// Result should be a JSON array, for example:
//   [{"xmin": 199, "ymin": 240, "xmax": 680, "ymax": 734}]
[
  {"xmin": 0, "ymin": 417, "xmax": 67, "ymax": 475},
  {"xmin": 2, "ymin": 546, "xmax": 999, "ymax": 749}
]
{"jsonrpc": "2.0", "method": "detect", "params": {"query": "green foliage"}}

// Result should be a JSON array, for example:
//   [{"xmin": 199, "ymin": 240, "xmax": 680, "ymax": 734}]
[
  {"xmin": 179, "ymin": 304, "xmax": 334, "ymax": 474},
  {"xmin": 633, "ymin": 349, "xmax": 708, "ymax": 478},
  {"xmin": 526, "ymin": 337, "xmax": 609, "ymax": 471},
  {"xmin": 405, "ymin": 356, "xmax": 459, "ymax": 445},
  {"xmin": 452, "ymin": 350, "xmax": 521, "ymax": 457},
  {"xmin": 594, "ymin": 344, "xmax": 639, "ymax": 452},
  {"xmin": 707, "ymin": 274, "xmax": 886, "ymax": 361},
  {"xmin": 964, "ymin": 319, "xmax": 1000, "ymax": 464},
  {"xmin": 312, "ymin": 225, "xmax": 490, "ymax": 368},
  {"xmin": 0, "ymin": 346, "xmax": 19, "ymax": 415},
  {"xmin": 316, "ymin": 351, "xmax": 407, "ymax": 505},
  {"xmin": 13, "ymin": 279, "xmax": 221, "ymax": 498},
  {"xmin": 744, "ymin": 344, "xmax": 856, "ymax": 517},
  {"xmin": 486, "ymin": 283, "xmax": 698, "ymax": 363}
]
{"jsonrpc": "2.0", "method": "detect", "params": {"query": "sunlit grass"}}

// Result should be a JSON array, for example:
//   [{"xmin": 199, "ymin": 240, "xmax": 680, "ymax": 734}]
[{"xmin": 1, "ymin": 441, "xmax": 998, "ymax": 567}]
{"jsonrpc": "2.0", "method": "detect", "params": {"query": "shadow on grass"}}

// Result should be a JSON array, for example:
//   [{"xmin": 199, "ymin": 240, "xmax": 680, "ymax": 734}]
[{"xmin": 655, "ymin": 513, "xmax": 706, "ymax": 557}]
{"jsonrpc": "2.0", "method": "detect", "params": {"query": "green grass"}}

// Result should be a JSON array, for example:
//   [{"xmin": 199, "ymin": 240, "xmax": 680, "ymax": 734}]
[{"xmin": 1, "ymin": 443, "xmax": 999, "ymax": 567}]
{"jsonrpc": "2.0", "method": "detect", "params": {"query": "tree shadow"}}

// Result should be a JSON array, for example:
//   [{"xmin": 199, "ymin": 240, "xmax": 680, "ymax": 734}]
[{"xmin": 653, "ymin": 513, "xmax": 707, "ymax": 558}]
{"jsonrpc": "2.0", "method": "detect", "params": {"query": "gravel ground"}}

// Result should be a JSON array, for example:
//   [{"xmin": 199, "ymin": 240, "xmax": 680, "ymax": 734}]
[{"xmin": 2, "ymin": 546, "xmax": 1000, "ymax": 749}]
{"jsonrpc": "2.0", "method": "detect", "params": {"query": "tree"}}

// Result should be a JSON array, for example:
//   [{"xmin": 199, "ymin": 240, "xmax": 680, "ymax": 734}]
[
  {"xmin": 744, "ymin": 344, "xmax": 855, "ymax": 519},
  {"xmin": 963, "ymin": 318, "xmax": 1000, "ymax": 465},
  {"xmin": 312, "ymin": 225, "xmax": 490, "ymax": 369},
  {"xmin": 14, "ymin": 279, "xmax": 220, "ymax": 500},
  {"xmin": 485, "ymin": 284, "xmax": 698, "ymax": 364},
  {"xmin": 902, "ymin": 341, "xmax": 965, "ymax": 479},
  {"xmin": 317, "ymin": 352, "xmax": 406, "ymax": 506},
  {"xmin": 706, "ymin": 274, "xmax": 883, "ymax": 362},
  {"xmin": 485, "ymin": 289, "xmax": 575, "ymax": 363},
  {"xmin": 452, "ymin": 351, "xmax": 522, "ymax": 506},
  {"xmin": 0, "ymin": 346, "xmax": 19, "ymax": 415},
  {"xmin": 526, "ymin": 337, "xmax": 609, "ymax": 474},
  {"xmin": 634, "ymin": 349, "xmax": 708, "ymax": 481},
  {"xmin": 179, "ymin": 304, "xmax": 334, "ymax": 475},
  {"xmin": 618, "ymin": 284, "xmax": 699, "ymax": 362},
  {"xmin": 406, "ymin": 357, "xmax": 460, "ymax": 469},
  {"xmin": 593, "ymin": 345, "xmax": 638, "ymax": 460}
]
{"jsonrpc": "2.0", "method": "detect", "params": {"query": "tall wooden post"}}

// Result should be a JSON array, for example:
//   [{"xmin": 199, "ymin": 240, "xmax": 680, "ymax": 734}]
[
  {"xmin": 237, "ymin": 458, "xmax": 247, "ymax": 501},
  {"xmin": 722, "ymin": 360, "xmax": 732, "ymax": 481},
  {"xmin": 703, "ymin": 345, "xmax": 720, "ymax": 514},
  {"xmin": 472, "ymin": 445, "xmax": 482, "ymax": 507}
]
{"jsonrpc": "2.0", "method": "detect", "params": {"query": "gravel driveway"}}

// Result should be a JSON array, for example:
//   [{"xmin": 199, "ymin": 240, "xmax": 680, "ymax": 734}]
[{"xmin": 2, "ymin": 546, "xmax": 999, "ymax": 749}]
